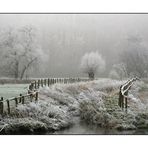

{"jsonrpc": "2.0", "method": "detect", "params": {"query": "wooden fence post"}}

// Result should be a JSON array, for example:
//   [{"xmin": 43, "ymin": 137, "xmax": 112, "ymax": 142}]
[
  {"xmin": 30, "ymin": 94, "xmax": 33, "ymax": 102},
  {"xmin": 55, "ymin": 78, "xmax": 57, "ymax": 84},
  {"xmin": 41, "ymin": 79, "xmax": 43, "ymax": 87},
  {"xmin": 22, "ymin": 96, "xmax": 25, "ymax": 104},
  {"xmin": 35, "ymin": 92, "xmax": 38, "ymax": 102},
  {"xmin": 49, "ymin": 79, "xmax": 51, "ymax": 85},
  {"xmin": 64, "ymin": 78, "xmax": 66, "ymax": 84},
  {"xmin": 38, "ymin": 79, "xmax": 40, "ymax": 88},
  {"xmin": 35, "ymin": 81, "xmax": 37, "ymax": 89},
  {"xmin": 19, "ymin": 94, "xmax": 22, "ymax": 103},
  {"xmin": 31, "ymin": 82, "xmax": 34, "ymax": 90},
  {"xmin": 56, "ymin": 78, "xmax": 59, "ymax": 83},
  {"xmin": 0, "ymin": 97, "xmax": 4, "ymax": 114},
  {"xmin": 44, "ymin": 79, "xmax": 46, "ymax": 86},
  {"xmin": 121, "ymin": 96, "xmax": 124, "ymax": 110},
  {"xmin": 118, "ymin": 85, "xmax": 122, "ymax": 108},
  {"xmin": 78, "ymin": 78, "xmax": 80, "ymax": 82},
  {"xmin": 7, "ymin": 100, "xmax": 10, "ymax": 114},
  {"xmin": 125, "ymin": 97, "xmax": 127, "ymax": 112},
  {"xmin": 15, "ymin": 97, "xmax": 18, "ymax": 107},
  {"xmin": 48, "ymin": 78, "xmax": 50, "ymax": 86}
]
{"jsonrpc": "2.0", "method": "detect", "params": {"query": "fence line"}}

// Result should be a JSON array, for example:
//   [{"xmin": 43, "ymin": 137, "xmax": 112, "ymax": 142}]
[
  {"xmin": 0, "ymin": 77, "xmax": 89, "ymax": 115},
  {"xmin": 0, "ymin": 91, "xmax": 39, "ymax": 115},
  {"xmin": 118, "ymin": 77, "xmax": 139, "ymax": 112},
  {"xmin": 29, "ymin": 77, "xmax": 89, "ymax": 90}
]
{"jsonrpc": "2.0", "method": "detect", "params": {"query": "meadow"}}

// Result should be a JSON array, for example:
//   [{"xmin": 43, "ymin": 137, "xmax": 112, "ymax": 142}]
[{"xmin": 0, "ymin": 84, "xmax": 29, "ymax": 99}]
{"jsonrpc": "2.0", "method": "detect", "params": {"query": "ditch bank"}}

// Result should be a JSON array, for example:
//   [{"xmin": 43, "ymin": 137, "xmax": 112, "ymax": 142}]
[{"xmin": 0, "ymin": 79, "xmax": 148, "ymax": 135}]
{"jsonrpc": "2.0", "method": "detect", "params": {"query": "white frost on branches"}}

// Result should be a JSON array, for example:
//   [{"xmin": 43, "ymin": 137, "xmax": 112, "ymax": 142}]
[{"xmin": 80, "ymin": 51, "xmax": 106, "ymax": 79}]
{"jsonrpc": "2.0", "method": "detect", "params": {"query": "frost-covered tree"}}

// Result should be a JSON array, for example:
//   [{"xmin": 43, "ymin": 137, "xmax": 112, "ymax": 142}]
[
  {"xmin": 0, "ymin": 26, "xmax": 43, "ymax": 79},
  {"xmin": 110, "ymin": 63, "xmax": 128, "ymax": 80},
  {"xmin": 108, "ymin": 70, "xmax": 120, "ymax": 80},
  {"xmin": 120, "ymin": 35, "xmax": 148, "ymax": 78},
  {"xmin": 80, "ymin": 51, "xmax": 106, "ymax": 80}
]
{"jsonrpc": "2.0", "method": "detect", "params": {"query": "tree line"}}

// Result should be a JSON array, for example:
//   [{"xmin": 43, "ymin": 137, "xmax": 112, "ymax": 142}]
[
  {"xmin": 81, "ymin": 35, "xmax": 148, "ymax": 79},
  {"xmin": 0, "ymin": 25, "xmax": 148, "ymax": 80},
  {"xmin": 0, "ymin": 25, "xmax": 43, "ymax": 79}
]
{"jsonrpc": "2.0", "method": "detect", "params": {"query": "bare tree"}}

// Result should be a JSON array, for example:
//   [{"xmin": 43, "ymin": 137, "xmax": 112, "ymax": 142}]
[
  {"xmin": 0, "ymin": 26, "xmax": 43, "ymax": 79},
  {"xmin": 109, "ymin": 70, "xmax": 120, "ymax": 80},
  {"xmin": 80, "ymin": 51, "xmax": 106, "ymax": 80},
  {"xmin": 120, "ymin": 36, "xmax": 148, "ymax": 78},
  {"xmin": 0, "ymin": 28, "xmax": 21, "ymax": 78},
  {"xmin": 110, "ymin": 63, "xmax": 128, "ymax": 80}
]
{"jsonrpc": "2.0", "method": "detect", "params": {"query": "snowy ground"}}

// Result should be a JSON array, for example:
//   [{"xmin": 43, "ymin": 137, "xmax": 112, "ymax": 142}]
[
  {"xmin": 0, "ymin": 84, "xmax": 28, "ymax": 99},
  {"xmin": 0, "ymin": 78, "xmax": 148, "ymax": 134}
]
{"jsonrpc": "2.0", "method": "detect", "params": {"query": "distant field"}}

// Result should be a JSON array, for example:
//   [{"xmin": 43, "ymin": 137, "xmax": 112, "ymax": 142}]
[{"xmin": 0, "ymin": 84, "xmax": 29, "ymax": 99}]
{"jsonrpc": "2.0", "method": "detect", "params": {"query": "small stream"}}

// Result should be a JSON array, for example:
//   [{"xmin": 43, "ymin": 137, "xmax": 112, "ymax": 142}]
[{"xmin": 49, "ymin": 117, "xmax": 148, "ymax": 135}]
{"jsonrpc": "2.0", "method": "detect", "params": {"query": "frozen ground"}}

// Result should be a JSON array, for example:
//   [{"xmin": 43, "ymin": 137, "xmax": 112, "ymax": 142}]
[
  {"xmin": 0, "ymin": 78, "xmax": 148, "ymax": 134},
  {"xmin": 0, "ymin": 84, "xmax": 28, "ymax": 99}
]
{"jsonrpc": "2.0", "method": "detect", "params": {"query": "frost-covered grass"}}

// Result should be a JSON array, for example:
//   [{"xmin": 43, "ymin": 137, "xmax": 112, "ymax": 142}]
[
  {"xmin": 0, "ymin": 100, "xmax": 72, "ymax": 134},
  {"xmin": 0, "ymin": 78, "xmax": 148, "ymax": 134},
  {"xmin": 0, "ymin": 84, "xmax": 28, "ymax": 99},
  {"xmin": 79, "ymin": 80, "xmax": 148, "ymax": 130}
]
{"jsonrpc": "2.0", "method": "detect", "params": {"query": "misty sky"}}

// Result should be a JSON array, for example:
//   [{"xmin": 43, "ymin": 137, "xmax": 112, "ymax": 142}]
[{"xmin": 0, "ymin": 14, "xmax": 148, "ymax": 77}]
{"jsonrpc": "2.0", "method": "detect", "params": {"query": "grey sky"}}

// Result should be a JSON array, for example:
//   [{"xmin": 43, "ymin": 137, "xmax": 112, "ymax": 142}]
[{"xmin": 0, "ymin": 14, "xmax": 148, "ymax": 77}]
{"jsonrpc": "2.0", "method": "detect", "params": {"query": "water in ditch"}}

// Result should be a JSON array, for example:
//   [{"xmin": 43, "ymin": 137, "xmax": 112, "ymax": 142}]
[{"xmin": 49, "ymin": 117, "xmax": 148, "ymax": 135}]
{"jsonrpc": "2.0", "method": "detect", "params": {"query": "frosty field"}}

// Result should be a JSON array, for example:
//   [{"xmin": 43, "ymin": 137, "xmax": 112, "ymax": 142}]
[
  {"xmin": 0, "ymin": 84, "xmax": 28, "ymax": 99},
  {"xmin": 0, "ymin": 78, "xmax": 148, "ymax": 135}
]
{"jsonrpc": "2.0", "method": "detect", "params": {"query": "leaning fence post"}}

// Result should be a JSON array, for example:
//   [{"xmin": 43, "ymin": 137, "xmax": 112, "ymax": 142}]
[
  {"xmin": 7, "ymin": 100, "xmax": 10, "ymax": 114},
  {"xmin": 0, "ymin": 97, "xmax": 4, "ymax": 114}
]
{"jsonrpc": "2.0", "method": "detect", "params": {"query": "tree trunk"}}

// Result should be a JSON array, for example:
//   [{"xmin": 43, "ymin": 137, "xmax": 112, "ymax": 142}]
[
  {"xmin": 14, "ymin": 61, "xmax": 19, "ymax": 79},
  {"xmin": 88, "ymin": 72, "xmax": 94, "ymax": 80},
  {"xmin": 20, "ymin": 57, "xmax": 37, "ymax": 79}
]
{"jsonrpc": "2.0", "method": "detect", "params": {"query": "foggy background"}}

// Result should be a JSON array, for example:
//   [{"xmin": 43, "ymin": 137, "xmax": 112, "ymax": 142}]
[{"xmin": 0, "ymin": 14, "xmax": 148, "ymax": 78}]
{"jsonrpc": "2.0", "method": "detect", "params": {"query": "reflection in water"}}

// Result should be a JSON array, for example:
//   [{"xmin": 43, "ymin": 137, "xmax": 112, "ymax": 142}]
[{"xmin": 51, "ymin": 118, "xmax": 148, "ymax": 135}]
